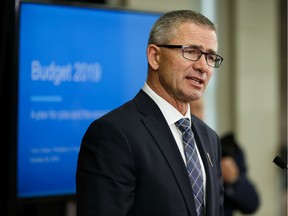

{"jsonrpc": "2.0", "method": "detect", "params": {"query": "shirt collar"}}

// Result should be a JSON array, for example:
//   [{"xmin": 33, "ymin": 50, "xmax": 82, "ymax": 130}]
[{"xmin": 142, "ymin": 82, "xmax": 191, "ymax": 126}]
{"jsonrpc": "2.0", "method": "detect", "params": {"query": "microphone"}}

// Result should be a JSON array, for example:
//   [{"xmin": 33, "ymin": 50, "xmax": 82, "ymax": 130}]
[{"xmin": 273, "ymin": 155, "xmax": 288, "ymax": 169}]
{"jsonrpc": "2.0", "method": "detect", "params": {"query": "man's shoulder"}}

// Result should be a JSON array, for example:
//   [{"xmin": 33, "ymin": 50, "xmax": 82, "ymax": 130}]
[{"xmin": 191, "ymin": 114, "xmax": 219, "ymax": 138}]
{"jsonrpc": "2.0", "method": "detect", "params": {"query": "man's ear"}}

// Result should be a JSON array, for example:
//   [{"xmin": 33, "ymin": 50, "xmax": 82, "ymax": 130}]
[{"xmin": 147, "ymin": 44, "xmax": 160, "ymax": 70}]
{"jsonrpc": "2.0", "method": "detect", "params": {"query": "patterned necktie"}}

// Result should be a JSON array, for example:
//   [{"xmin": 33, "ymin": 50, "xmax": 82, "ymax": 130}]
[{"xmin": 175, "ymin": 118, "xmax": 204, "ymax": 216}]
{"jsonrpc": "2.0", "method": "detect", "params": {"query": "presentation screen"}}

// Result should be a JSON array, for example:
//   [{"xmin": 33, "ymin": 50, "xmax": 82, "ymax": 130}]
[{"xmin": 17, "ymin": 1, "xmax": 160, "ymax": 198}]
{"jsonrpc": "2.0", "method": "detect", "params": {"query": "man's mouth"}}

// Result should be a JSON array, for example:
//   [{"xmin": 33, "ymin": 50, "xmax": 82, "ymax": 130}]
[{"xmin": 187, "ymin": 76, "xmax": 203, "ymax": 84}]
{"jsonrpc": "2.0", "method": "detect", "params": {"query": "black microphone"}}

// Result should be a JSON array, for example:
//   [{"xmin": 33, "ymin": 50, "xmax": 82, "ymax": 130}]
[{"xmin": 273, "ymin": 155, "xmax": 288, "ymax": 169}]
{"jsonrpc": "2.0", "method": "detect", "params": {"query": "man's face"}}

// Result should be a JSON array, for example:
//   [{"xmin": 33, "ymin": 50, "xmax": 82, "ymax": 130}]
[{"xmin": 156, "ymin": 23, "xmax": 218, "ymax": 103}]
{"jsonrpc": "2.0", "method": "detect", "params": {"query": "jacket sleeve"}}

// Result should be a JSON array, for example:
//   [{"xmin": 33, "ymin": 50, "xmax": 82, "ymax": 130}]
[
  {"xmin": 223, "ymin": 149, "xmax": 260, "ymax": 214},
  {"xmin": 76, "ymin": 117, "xmax": 136, "ymax": 216},
  {"xmin": 224, "ymin": 174, "xmax": 260, "ymax": 213}
]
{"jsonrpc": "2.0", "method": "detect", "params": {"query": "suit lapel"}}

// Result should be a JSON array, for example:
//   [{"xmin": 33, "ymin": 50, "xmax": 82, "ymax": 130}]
[
  {"xmin": 143, "ymin": 117, "xmax": 197, "ymax": 214},
  {"xmin": 192, "ymin": 120, "xmax": 213, "ymax": 173},
  {"xmin": 134, "ymin": 91, "xmax": 197, "ymax": 215},
  {"xmin": 191, "ymin": 117, "xmax": 215, "ymax": 215}
]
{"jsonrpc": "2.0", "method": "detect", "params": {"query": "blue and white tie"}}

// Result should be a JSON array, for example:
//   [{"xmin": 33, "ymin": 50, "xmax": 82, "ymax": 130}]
[{"xmin": 175, "ymin": 118, "xmax": 204, "ymax": 216}]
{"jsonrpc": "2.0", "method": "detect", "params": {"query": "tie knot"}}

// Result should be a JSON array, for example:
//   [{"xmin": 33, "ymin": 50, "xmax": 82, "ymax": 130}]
[{"xmin": 175, "ymin": 118, "xmax": 191, "ymax": 133}]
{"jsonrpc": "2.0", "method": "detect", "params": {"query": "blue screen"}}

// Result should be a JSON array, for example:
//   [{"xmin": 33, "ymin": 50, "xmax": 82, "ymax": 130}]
[{"xmin": 17, "ymin": 2, "xmax": 160, "ymax": 198}]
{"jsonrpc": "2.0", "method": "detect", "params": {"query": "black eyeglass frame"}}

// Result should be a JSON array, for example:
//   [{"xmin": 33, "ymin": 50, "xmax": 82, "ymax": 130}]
[{"xmin": 156, "ymin": 44, "xmax": 224, "ymax": 68}]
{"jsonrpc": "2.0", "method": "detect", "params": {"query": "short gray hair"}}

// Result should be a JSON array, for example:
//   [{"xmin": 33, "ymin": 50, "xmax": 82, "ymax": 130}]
[{"xmin": 148, "ymin": 10, "xmax": 216, "ymax": 45}]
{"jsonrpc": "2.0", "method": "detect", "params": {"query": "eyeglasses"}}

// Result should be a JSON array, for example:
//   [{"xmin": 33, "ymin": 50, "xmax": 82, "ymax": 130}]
[{"xmin": 156, "ymin": 45, "xmax": 223, "ymax": 68}]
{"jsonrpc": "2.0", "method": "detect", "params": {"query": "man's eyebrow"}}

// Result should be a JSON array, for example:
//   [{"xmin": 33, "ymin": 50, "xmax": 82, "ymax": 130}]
[{"xmin": 187, "ymin": 44, "xmax": 217, "ymax": 54}]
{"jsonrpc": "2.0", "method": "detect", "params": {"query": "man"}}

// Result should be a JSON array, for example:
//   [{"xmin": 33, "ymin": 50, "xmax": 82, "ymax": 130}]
[{"xmin": 76, "ymin": 10, "xmax": 224, "ymax": 216}]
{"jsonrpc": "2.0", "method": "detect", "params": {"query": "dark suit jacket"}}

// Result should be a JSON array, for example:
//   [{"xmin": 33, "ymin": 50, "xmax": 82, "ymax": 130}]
[{"xmin": 76, "ymin": 90, "xmax": 224, "ymax": 216}]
